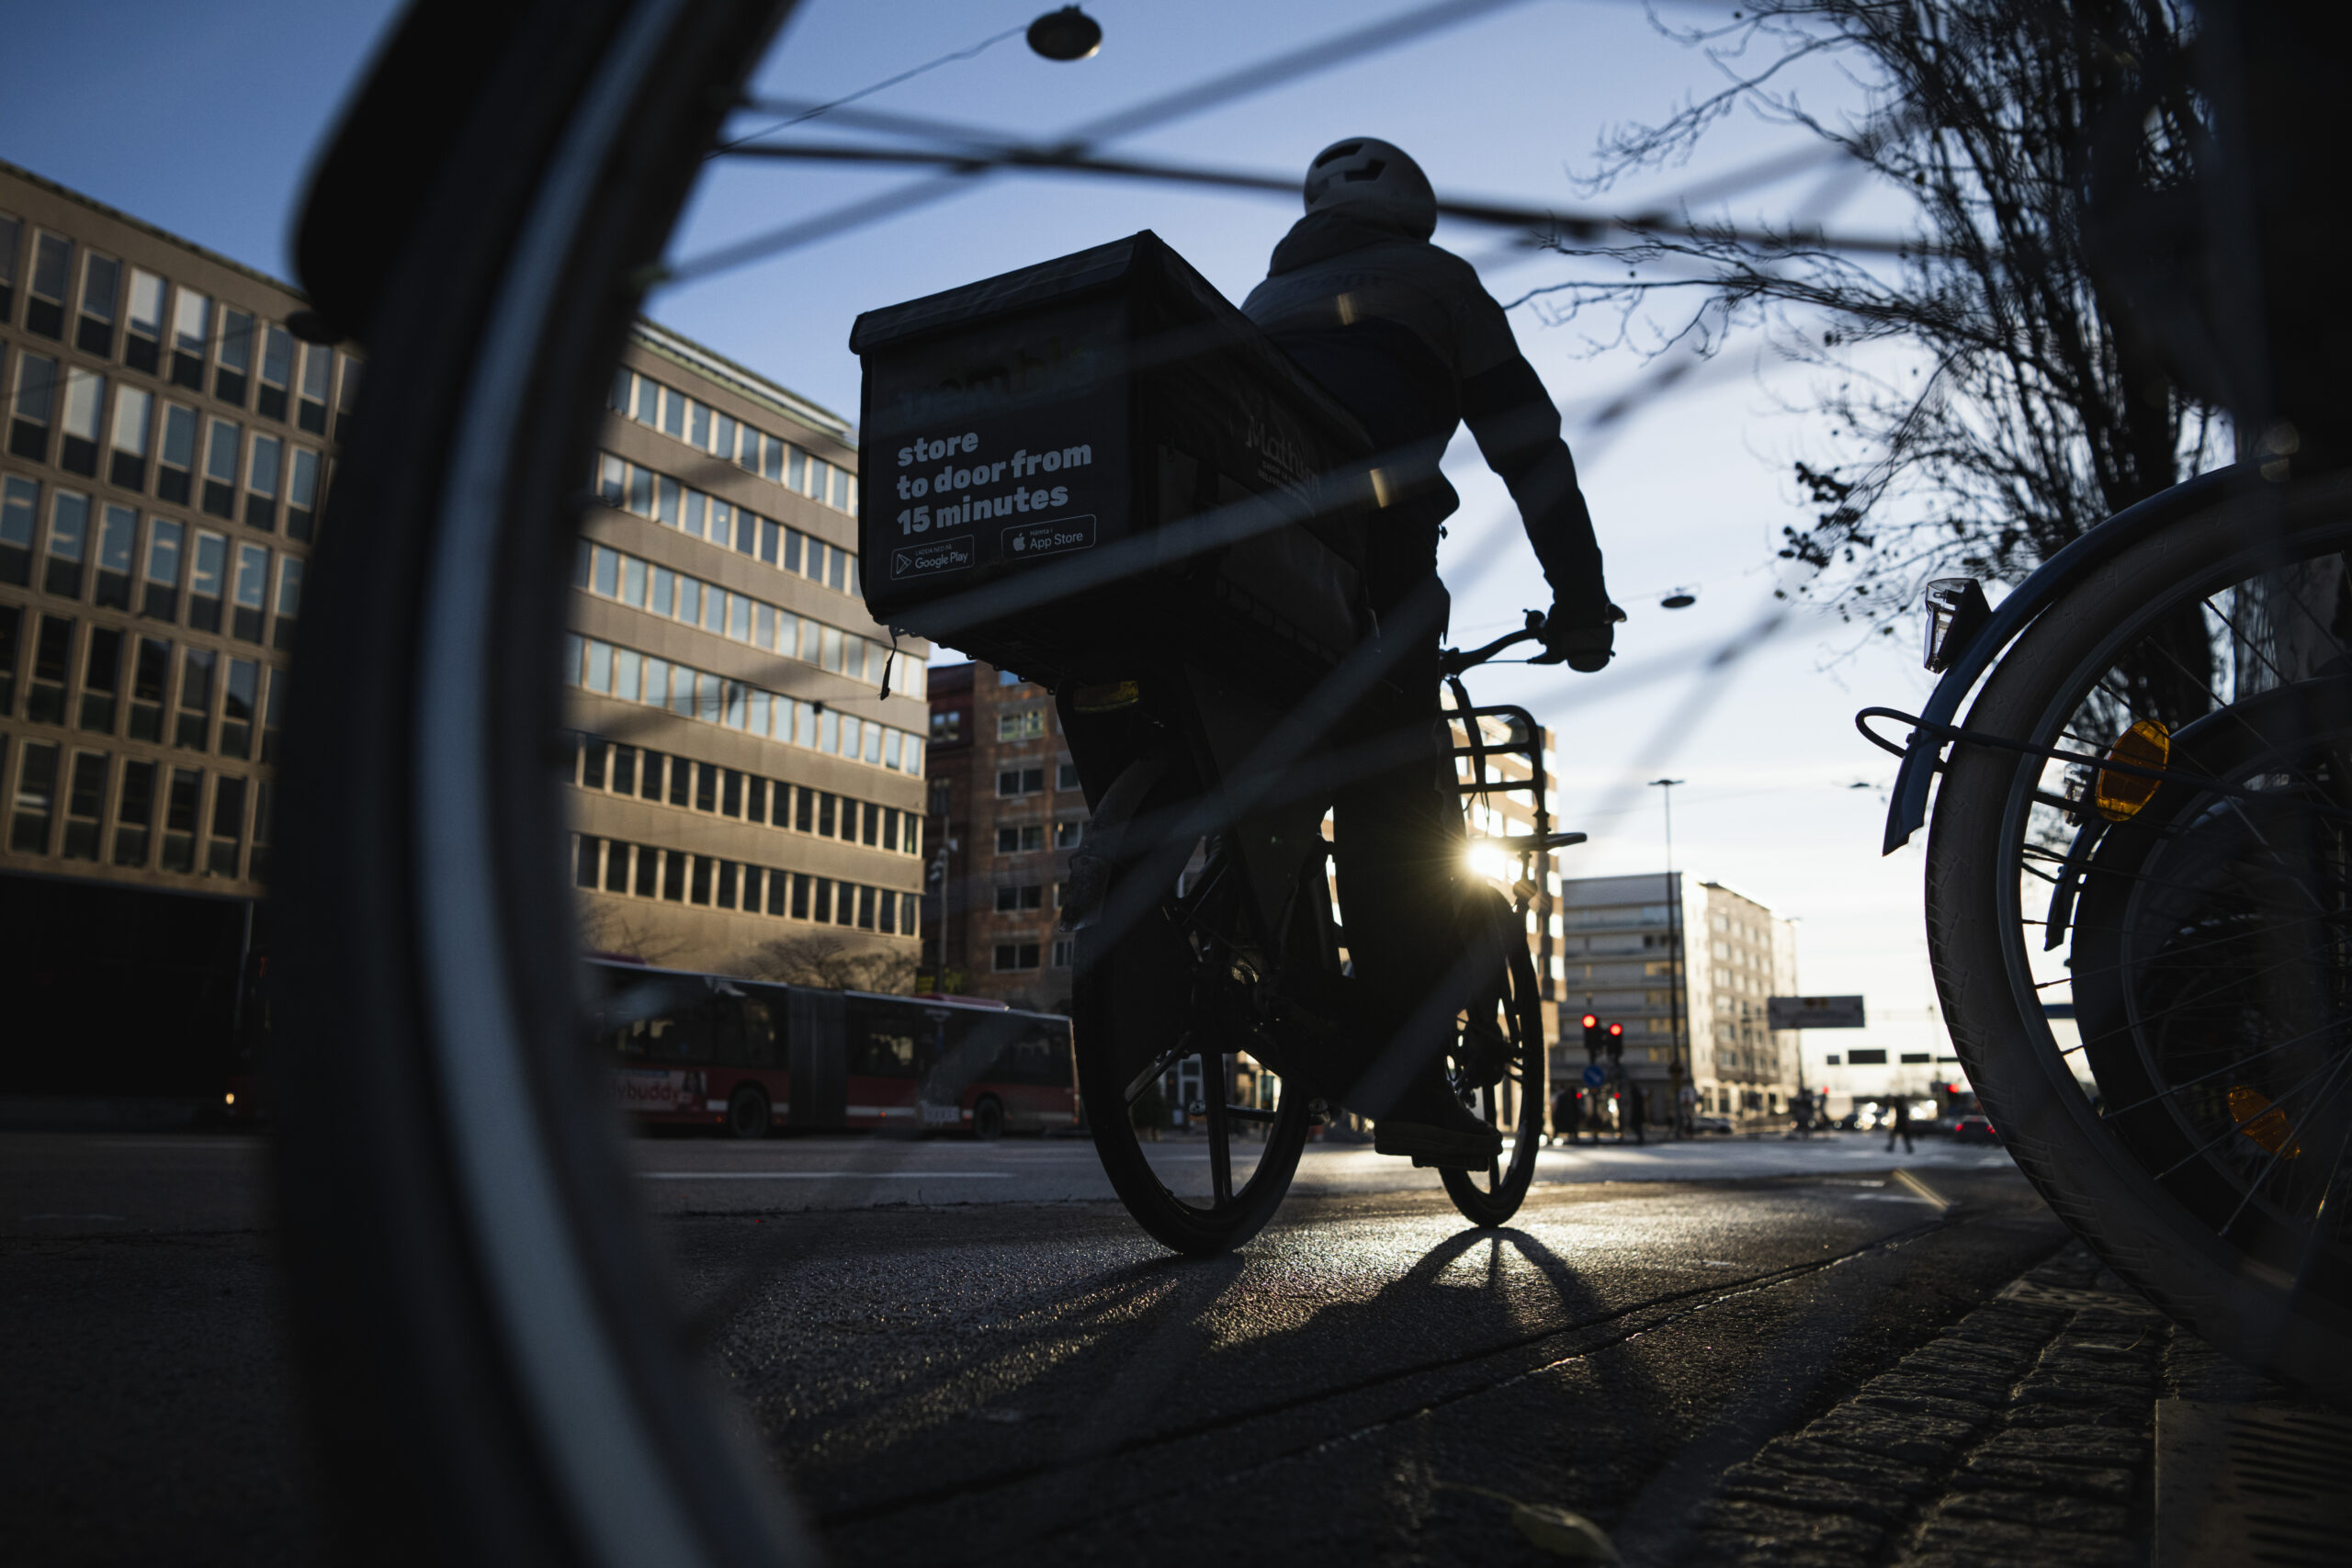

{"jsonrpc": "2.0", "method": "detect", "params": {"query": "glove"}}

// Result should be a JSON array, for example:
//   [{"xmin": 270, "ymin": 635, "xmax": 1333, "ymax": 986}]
[{"xmin": 1533, "ymin": 599, "xmax": 1626, "ymax": 672}]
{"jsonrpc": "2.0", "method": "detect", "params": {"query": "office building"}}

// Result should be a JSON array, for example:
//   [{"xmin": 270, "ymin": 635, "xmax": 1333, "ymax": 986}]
[
  {"xmin": 919, "ymin": 661, "xmax": 1081, "ymax": 1011},
  {"xmin": 1555, "ymin": 871, "xmax": 1801, "ymax": 1124},
  {"xmin": 1, "ymin": 161, "xmax": 349, "ymax": 1093},
  {"xmin": 565, "ymin": 325, "xmax": 929, "ymax": 978}
]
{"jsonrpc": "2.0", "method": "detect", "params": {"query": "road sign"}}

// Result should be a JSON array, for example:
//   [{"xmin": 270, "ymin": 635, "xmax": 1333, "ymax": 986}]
[
  {"xmin": 1767, "ymin": 995, "xmax": 1867, "ymax": 1030},
  {"xmin": 1582, "ymin": 1065, "xmax": 1608, "ymax": 1088}
]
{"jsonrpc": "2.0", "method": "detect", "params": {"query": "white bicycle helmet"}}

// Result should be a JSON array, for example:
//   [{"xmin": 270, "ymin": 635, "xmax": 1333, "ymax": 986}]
[{"xmin": 1303, "ymin": 137, "xmax": 1437, "ymax": 240}]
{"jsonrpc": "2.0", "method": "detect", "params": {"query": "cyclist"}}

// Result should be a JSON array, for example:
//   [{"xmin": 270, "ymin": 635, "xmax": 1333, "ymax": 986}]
[{"xmin": 1242, "ymin": 138, "xmax": 1622, "ymax": 1168}]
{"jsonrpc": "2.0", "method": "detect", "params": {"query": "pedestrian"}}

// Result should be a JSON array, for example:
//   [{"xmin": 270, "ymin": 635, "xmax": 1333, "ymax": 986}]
[
  {"xmin": 1884, "ymin": 1097, "xmax": 1915, "ymax": 1155},
  {"xmin": 1677, "ymin": 1081, "xmax": 1697, "ymax": 1138},
  {"xmin": 1552, "ymin": 1087, "xmax": 1578, "ymax": 1146},
  {"xmin": 1625, "ymin": 1084, "xmax": 1646, "ymax": 1145}
]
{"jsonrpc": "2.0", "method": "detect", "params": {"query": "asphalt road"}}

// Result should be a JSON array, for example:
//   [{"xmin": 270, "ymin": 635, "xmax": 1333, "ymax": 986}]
[{"xmin": 2, "ymin": 1130, "xmax": 2065, "ymax": 1565}]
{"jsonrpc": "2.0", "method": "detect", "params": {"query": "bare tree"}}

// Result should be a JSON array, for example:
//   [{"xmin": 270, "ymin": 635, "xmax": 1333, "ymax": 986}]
[
  {"xmin": 738, "ymin": 931, "xmax": 919, "ymax": 995},
  {"xmin": 1529, "ymin": 0, "xmax": 2220, "ymax": 708},
  {"xmin": 578, "ymin": 899, "xmax": 688, "ymax": 969}
]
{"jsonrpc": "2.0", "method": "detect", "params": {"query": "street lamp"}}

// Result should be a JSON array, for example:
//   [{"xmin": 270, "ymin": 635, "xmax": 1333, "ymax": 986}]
[{"xmin": 1649, "ymin": 779, "xmax": 1687, "ymax": 1134}]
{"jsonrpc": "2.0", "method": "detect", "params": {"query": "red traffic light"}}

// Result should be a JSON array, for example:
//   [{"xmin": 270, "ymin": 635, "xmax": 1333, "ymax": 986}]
[
  {"xmin": 1607, "ymin": 1022, "xmax": 1623, "ymax": 1038},
  {"xmin": 1581, "ymin": 1013, "xmax": 1598, "ymax": 1029}
]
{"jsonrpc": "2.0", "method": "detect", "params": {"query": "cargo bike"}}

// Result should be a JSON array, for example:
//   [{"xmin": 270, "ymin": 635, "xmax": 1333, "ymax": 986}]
[{"xmin": 852, "ymin": 233, "xmax": 1578, "ymax": 1254}]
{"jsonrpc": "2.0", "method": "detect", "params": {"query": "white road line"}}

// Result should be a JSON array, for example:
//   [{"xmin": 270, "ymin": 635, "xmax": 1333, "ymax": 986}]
[{"xmin": 637, "ymin": 1171, "xmax": 1012, "ymax": 1180}]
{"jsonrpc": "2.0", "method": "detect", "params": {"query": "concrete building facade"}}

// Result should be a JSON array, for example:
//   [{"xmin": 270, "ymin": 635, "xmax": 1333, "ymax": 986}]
[
  {"xmin": 564, "ymin": 324, "xmax": 930, "ymax": 977},
  {"xmin": 1555, "ymin": 871, "xmax": 1801, "ymax": 1126},
  {"xmin": 1, "ymin": 162, "xmax": 350, "ymax": 1092}
]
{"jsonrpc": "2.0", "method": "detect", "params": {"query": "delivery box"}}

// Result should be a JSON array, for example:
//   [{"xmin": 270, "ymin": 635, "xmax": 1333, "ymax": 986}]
[{"xmin": 849, "ymin": 231, "xmax": 1377, "ymax": 691}]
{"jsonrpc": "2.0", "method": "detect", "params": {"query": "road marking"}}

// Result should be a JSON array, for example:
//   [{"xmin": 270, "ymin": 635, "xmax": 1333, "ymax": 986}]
[{"xmin": 637, "ymin": 1171, "xmax": 1012, "ymax": 1180}]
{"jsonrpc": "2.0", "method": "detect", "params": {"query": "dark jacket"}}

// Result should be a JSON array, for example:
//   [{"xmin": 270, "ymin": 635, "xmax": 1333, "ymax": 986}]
[{"xmin": 1243, "ymin": 210, "xmax": 1607, "ymax": 619}]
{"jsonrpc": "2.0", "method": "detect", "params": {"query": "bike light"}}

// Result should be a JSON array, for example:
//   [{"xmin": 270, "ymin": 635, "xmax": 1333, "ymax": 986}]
[
  {"xmin": 1923, "ymin": 577, "xmax": 1991, "ymax": 672},
  {"xmin": 2094, "ymin": 720, "xmax": 2168, "ymax": 820}
]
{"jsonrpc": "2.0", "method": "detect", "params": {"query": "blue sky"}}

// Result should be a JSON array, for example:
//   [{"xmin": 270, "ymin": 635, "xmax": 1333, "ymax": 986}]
[{"xmin": 0, "ymin": 0, "xmax": 1961, "ymax": 1089}]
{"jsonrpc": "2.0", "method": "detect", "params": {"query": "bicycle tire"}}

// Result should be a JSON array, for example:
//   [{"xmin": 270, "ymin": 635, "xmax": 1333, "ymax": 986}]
[
  {"xmin": 1924, "ymin": 468, "xmax": 2352, "ymax": 1401},
  {"xmin": 1440, "ymin": 888, "xmax": 1546, "ymax": 1227},
  {"xmin": 1072, "ymin": 748, "xmax": 1314, "ymax": 1256},
  {"xmin": 272, "ymin": 1, "xmax": 812, "ymax": 1562}
]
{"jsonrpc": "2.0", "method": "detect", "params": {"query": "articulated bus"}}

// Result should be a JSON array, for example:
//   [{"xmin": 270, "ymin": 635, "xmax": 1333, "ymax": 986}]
[{"xmin": 589, "ymin": 959, "xmax": 1077, "ymax": 1139}]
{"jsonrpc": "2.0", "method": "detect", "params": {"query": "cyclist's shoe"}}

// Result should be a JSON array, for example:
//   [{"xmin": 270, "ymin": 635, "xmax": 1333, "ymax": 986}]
[{"xmin": 1374, "ymin": 1081, "xmax": 1502, "ymax": 1170}]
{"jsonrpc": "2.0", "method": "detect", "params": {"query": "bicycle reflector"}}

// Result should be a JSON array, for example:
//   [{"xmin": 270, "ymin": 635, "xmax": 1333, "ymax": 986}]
[
  {"xmin": 2093, "ymin": 719, "xmax": 2169, "ymax": 821},
  {"xmin": 1923, "ymin": 577, "xmax": 1992, "ymax": 672}
]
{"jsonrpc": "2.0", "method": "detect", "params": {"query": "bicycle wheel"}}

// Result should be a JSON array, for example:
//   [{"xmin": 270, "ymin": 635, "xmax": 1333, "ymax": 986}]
[
  {"xmin": 1440, "ymin": 886, "xmax": 1546, "ymax": 1226},
  {"xmin": 1926, "ymin": 468, "xmax": 2352, "ymax": 1400},
  {"xmin": 1071, "ymin": 749, "xmax": 1316, "ymax": 1256},
  {"xmin": 273, "ymin": 1, "xmax": 810, "ymax": 1562}
]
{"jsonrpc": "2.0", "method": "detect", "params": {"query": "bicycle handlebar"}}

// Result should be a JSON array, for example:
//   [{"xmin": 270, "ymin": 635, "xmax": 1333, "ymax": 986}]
[{"xmin": 1437, "ymin": 609, "xmax": 1548, "ymax": 677}]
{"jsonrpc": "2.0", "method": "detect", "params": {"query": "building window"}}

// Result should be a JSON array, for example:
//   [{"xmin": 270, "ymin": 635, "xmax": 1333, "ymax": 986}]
[
  {"xmin": 160, "ymin": 767, "xmax": 202, "ymax": 872},
  {"xmin": 0, "ymin": 476, "xmax": 36, "ymax": 586},
  {"xmin": 176, "ymin": 649, "xmax": 215, "ymax": 750},
  {"xmin": 129, "ymin": 637, "xmax": 169, "ymax": 742},
  {"xmin": 998, "ymin": 766, "xmax": 1044, "ymax": 796},
  {"xmin": 113, "ymin": 759, "xmax": 154, "ymax": 866},
  {"xmin": 232, "ymin": 545, "xmax": 269, "ymax": 643},
  {"xmin": 202, "ymin": 421, "xmax": 241, "ymax": 519},
  {"xmin": 80, "ymin": 627, "xmax": 122, "ymax": 734},
  {"xmin": 1057, "ymin": 761, "xmax": 1080, "ymax": 791},
  {"xmin": 1053, "ymin": 820, "xmax": 1084, "ymax": 849},
  {"xmin": 44, "ymin": 490, "xmax": 88, "ymax": 597},
  {"xmin": 930, "ymin": 709, "xmax": 962, "ymax": 744},
  {"xmin": 59, "ymin": 368, "xmax": 103, "ymax": 477},
  {"xmin": 28, "ymin": 614, "xmax": 73, "ymax": 726},
  {"xmin": 246, "ymin": 434, "xmax": 282, "ymax": 530},
  {"xmin": 10, "ymin": 351, "xmax": 55, "ymax": 461},
  {"xmin": 216, "ymin": 310, "xmax": 254, "ymax": 406},
  {"xmin": 258, "ymin": 323, "xmax": 293, "ymax": 421},
  {"xmin": 209, "ymin": 775, "xmax": 246, "ymax": 877},
  {"xmin": 995, "ymin": 884, "xmax": 1043, "ymax": 913},
  {"xmin": 994, "ymin": 942, "xmax": 1041, "ymax": 972},
  {"xmin": 76, "ymin": 253, "xmax": 119, "ymax": 357},
  {"xmin": 11, "ymin": 741, "xmax": 60, "ymax": 852},
  {"xmin": 25, "ymin": 231, "xmax": 70, "ymax": 339},
  {"xmin": 997, "ymin": 709, "xmax": 1046, "ymax": 741},
  {"xmin": 0, "ymin": 604, "xmax": 17, "ymax": 713},
  {"xmin": 110, "ymin": 388, "xmax": 152, "ymax": 491},
  {"xmin": 1051, "ymin": 938, "xmax": 1074, "ymax": 968},
  {"xmin": 997, "ymin": 825, "xmax": 1045, "ymax": 854},
  {"xmin": 188, "ymin": 532, "xmax": 226, "ymax": 632},
  {"xmin": 125, "ymin": 270, "xmax": 164, "ymax": 374},
  {"xmin": 297, "ymin": 343, "xmax": 332, "ymax": 434},
  {"xmin": 170, "ymin": 288, "xmax": 210, "ymax": 389},
  {"xmin": 157, "ymin": 403, "xmax": 197, "ymax": 504}
]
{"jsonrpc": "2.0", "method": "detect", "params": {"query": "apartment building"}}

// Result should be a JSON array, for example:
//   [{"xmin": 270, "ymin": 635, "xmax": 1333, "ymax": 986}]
[
  {"xmin": 1, "ymin": 162, "xmax": 349, "ymax": 1093},
  {"xmin": 919, "ymin": 661, "xmax": 1082, "ymax": 1011},
  {"xmin": 1555, "ymin": 871, "xmax": 1801, "ymax": 1123},
  {"xmin": 565, "ymin": 325, "xmax": 929, "ymax": 976}
]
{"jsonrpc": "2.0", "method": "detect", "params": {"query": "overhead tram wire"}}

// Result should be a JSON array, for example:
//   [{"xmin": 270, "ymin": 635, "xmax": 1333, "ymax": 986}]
[
  {"xmin": 711, "ymin": 140, "xmax": 1928, "ymax": 258},
  {"xmin": 652, "ymin": 0, "xmax": 1546, "ymax": 288},
  {"xmin": 705, "ymin": 24, "xmax": 1031, "ymax": 157}
]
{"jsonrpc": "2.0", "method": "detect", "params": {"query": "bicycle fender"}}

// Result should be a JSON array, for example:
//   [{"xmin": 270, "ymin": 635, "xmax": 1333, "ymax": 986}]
[{"xmin": 1880, "ymin": 463, "xmax": 2256, "ymax": 855}]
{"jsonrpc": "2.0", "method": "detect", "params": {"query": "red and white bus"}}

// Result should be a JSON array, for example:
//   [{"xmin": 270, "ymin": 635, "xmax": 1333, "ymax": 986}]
[{"xmin": 590, "ymin": 959, "xmax": 1077, "ymax": 1139}]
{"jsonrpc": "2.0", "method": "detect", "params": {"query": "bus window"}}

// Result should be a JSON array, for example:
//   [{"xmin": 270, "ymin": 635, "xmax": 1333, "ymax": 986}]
[
  {"xmin": 604, "ymin": 977, "xmax": 711, "ymax": 1064},
  {"xmin": 738, "ymin": 990, "xmax": 781, "ymax": 1068},
  {"xmin": 999, "ymin": 1026, "xmax": 1066, "ymax": 1085},
  {"xmin": 847, "ymin": 1008, "xmax": 921, "ymax": 1079}
]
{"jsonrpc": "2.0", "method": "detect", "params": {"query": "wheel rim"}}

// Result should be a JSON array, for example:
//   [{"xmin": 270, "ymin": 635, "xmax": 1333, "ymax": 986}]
[{"xmin": 1982, "ymin": 500, "xmax": 2352, "ymax": 1306}]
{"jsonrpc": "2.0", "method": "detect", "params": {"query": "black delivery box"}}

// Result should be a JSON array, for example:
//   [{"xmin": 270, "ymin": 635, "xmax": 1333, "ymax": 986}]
[{"xmin": 848, "ymin": 231, "xmax": 1377, "ymax": 691}]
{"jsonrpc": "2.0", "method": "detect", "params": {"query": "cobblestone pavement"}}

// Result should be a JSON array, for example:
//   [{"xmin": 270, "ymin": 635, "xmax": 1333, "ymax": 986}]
[{"xmin": 1683, "ymin": 1243, "xmax": 2301, "ymax": 1567}]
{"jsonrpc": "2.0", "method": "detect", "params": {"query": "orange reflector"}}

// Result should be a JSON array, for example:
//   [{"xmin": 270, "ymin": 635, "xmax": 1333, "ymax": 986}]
[
  {"xmin": 2227, "ymin": 1084, "xmax": 2302, "ymax": 1158},
  {"xmin": 2095, "ymin": 719, "xmax": 2170, "ymax": 821}
]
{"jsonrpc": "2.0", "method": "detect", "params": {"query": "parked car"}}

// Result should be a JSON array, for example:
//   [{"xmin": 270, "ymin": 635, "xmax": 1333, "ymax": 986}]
[
  {"xmin": 1951, "ymin": 1114, "xmax": 2001, "ymax": 1145},
  {"xmin": 1690, "ymin": 1115, "xmax": 1735, "ymax": 1135}
]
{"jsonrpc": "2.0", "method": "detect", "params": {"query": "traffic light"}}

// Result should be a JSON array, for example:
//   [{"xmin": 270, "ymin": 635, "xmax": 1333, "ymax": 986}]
[
  {"xmin": 1606, "ymin": 1021, "xmax": 1624, "ymax": 1062},
  {"xmin": 1582, "ymin": 1013, "xmax": 1601, "ymax": 1060}
]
